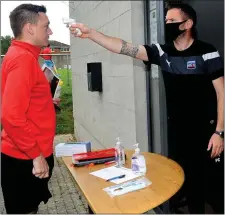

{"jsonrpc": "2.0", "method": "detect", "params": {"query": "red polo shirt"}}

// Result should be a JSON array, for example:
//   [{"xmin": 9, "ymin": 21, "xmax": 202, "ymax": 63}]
[
  {"xmin": 41, "ymin": 47, "xmax": 52, "ymax": 60},
  {"xmin": 1, "ymin": 40, "xmax": 56, "ymax": 159}
]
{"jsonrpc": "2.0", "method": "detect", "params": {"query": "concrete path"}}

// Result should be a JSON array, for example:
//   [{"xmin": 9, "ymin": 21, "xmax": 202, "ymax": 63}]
[
  {"xmin": 0, "ymin": 134, "xmax": 155, "ymax": 214},
  {"xmin": 0, "ymin": 134, "xmax": 88, "ymax": 214}
]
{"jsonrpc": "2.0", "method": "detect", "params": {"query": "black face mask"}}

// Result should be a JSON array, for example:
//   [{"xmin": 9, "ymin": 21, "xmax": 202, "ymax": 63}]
[{"xmin": 165, "ymin": 20, "xmax": 187, "ymax": 43}]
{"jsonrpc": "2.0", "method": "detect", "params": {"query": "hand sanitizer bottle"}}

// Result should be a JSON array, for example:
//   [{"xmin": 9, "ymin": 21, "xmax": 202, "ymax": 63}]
[
  {"xmin": 115, "ymin": 137, "xmax": 125, "ymax": 167},
  {"xmin": 131, "ymin": 143, "xmax": 146, "ymax": 175}
]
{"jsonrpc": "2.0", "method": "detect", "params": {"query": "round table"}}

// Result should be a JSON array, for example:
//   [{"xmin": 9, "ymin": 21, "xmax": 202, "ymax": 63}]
[{"xmin": 62, "ymin": 150, "xmax": 185, "ymax": 213}]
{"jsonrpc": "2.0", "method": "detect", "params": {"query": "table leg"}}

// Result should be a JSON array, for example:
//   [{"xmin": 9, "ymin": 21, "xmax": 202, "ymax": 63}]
[
  {"xmin": 153, "ymin": 206, "xmax": 163, "ymax": 214},
  {"xmin": 162, "ymin": 201, "xmax": 171, "ymax": 214},
  {"xmin": 88, "ymin": 205, "xmax": 94, "ymax": 214},
  {"xmin": 153, "ymin": 202, "xmax": 171, "ymax": 214}
]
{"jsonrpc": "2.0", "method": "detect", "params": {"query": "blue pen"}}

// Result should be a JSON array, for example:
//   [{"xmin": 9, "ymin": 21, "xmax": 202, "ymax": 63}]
[{"xmin": 106, "ymin": 174, "xmax": 126, "ymax": 182}]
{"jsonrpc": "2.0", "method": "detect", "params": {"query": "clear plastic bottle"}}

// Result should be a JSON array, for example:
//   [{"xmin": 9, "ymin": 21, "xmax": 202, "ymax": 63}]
[
  {"xmin": 131, "ymin": 143, "xmax": 146, "ymax": 175},
  {"xmin": 115, "ymin": 137, "xmax": 125, "ymax": 167}
]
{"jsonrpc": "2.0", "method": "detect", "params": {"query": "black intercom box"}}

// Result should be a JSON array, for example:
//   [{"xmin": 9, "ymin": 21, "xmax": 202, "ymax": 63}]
[{"xmin": 87, "ymin": 62, "xmax": 102, "ymax": 92}]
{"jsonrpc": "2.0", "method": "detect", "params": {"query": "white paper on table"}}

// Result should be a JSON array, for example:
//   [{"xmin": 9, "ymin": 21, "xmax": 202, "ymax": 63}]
[{"xmin": 90, "ymin": 166, "xmax": 142, "ymax": 184}]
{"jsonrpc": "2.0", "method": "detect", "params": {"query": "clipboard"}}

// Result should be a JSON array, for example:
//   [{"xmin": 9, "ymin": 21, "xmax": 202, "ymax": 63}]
[{"xmin": 42, "ymin": 64, "xmax": 62, "ymax": 112}]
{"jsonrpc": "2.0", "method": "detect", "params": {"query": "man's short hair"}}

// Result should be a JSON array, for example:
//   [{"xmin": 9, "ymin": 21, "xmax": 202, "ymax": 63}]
[
  {"xmin": 9, "ymin": 4, "xmax": 47, "ymax": 38},
  {"xmin": 166, "ymin": 3, "xmax": 197, "ymax": 38}
]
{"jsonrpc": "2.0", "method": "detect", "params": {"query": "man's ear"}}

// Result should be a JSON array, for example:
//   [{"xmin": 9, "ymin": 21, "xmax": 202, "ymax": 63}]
[
  {"xmin": 186, "ymin": 19, "xmax": 193, "ymax": 30},
  {"xmin": 26, "ymin": 23, "xmax": 34, "ymax": 35}
]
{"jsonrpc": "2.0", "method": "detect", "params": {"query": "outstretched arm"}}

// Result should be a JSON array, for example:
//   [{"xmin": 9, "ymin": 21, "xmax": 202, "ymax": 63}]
[{"xmin": 69, "ymin": 23, "xmax": 148, "ymax": 61}]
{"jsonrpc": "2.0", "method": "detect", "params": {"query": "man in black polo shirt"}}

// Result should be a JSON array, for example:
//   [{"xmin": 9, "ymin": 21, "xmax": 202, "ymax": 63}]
[{"xmin": 69, "ymin": 3, "xmax": 224, "ymax": 214}]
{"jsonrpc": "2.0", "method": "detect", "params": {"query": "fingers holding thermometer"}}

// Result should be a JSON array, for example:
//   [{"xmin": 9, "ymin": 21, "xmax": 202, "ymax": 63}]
[{"xmin": 62, "ymin": 17, "xmax": 82, "ymax": 37}]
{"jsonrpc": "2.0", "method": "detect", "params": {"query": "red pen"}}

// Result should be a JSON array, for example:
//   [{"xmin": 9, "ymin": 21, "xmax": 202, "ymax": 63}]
[{"xmin": 104, "ymin": 161, "xmax": 116, "ymax": 165}]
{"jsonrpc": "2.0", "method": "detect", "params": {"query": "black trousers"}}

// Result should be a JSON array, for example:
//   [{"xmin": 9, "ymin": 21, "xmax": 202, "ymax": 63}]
[
  {"xmin": 1, "ymin": 153, "xmax": 54, "ymax": 214},
  {"xmin": 167, "ymin": 118, "xmax": 224, "ymax": 214}
]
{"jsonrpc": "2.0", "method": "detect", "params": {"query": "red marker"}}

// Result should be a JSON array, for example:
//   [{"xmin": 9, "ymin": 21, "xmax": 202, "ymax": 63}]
[{"xmin": 104, "ymin": 161, "xmax": 116, "ymax": 165}]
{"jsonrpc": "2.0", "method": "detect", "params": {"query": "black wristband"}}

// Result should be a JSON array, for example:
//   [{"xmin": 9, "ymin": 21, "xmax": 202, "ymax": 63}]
[{"xmin": 215, "ymin": 131, "xmax": 224, "ymax": 139}]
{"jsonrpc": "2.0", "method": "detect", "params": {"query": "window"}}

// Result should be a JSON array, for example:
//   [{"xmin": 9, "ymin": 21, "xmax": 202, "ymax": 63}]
[{"xmin": 60, "ymin": 47, "xmax": 70, "ymax": 52}]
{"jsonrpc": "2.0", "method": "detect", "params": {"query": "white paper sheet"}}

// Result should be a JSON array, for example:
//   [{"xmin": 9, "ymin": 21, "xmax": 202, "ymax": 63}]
[{"xmin": 90, "ymin": 166, "xmax": 142, "ymax": 184}]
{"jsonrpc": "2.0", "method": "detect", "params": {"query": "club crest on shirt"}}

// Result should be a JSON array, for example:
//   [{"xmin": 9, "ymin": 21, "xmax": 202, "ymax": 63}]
[{"xmin": 187, "ymin": 60, "xmax": 196, "ymax": 69}]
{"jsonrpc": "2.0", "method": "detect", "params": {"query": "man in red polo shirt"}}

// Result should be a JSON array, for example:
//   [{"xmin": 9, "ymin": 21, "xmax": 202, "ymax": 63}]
[
  {"xmin": 41, "ymin": 44, "xmax": 58, "ymax": 75},
  {"xmin": 41, "ymin": 44, "xmax": 52, "ymax": 60},
  {"xmin": 1, "ymin": 3, "xmax": 58, "ymax": 214}
]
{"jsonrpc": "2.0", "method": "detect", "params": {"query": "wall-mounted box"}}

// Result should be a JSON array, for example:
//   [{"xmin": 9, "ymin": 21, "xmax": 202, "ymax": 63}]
[{"xmin": 87, "ymin": 62, "xmax": 102, "ymax": 92}]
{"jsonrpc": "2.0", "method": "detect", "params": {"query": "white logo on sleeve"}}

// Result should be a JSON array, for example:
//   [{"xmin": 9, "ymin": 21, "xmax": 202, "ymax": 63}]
[{"xmin": 166, "ymin": 59, "xmax": 171, "ymax": 67}]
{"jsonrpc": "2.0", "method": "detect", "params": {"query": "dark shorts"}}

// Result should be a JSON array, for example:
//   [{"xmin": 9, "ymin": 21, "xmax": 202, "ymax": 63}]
[{"xmin": 1, "ymin": 153, "xmax": 54, "ymax": 214}]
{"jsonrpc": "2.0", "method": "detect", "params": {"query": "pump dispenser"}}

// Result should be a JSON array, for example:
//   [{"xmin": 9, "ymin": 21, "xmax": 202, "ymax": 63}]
[
  {"xmin": 131, "ymin": 143, "xmax": 146, "ymax": 174},
  {"xmin": 134, "ymin": 143, "xmax": 140, "ymax": 154},
  {"xmin": 115, "ymin": 137, "xmax": 125, "ymax": 167}
]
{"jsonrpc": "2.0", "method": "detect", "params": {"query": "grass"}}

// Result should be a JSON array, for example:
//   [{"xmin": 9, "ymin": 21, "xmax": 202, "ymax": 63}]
[{"xmin": 55, "ymin": 68, "xmax": 74, "ymax": 134}]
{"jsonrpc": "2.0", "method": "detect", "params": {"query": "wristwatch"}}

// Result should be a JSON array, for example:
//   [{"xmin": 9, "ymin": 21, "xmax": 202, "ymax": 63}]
[{"xmin": 215, "ymin": 131, "xmax": 224, "ymax": 139}]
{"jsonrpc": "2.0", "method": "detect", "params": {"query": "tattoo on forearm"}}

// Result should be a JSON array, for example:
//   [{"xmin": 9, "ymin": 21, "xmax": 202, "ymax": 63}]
[{"xmin": 120, "ymin": 40, "xmax": 139, "ymax": 57}]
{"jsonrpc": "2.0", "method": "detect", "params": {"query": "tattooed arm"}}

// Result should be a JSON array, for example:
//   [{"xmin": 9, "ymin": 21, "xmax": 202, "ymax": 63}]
[{"xmin": 87, "ymin": 28, "xmax": 148, "ymax": 61}]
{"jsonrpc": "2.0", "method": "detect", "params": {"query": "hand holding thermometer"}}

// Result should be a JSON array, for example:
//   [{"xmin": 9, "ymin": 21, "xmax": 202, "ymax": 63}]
[{"xmin": 62, "ymin": 17, "xmax": 82, "ymax": 36}]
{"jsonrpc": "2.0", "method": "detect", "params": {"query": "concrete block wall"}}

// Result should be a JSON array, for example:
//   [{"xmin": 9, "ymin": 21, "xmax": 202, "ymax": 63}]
[{"xmin": 69, "ymin": 1, "xmax": 148, "ymax": 151}]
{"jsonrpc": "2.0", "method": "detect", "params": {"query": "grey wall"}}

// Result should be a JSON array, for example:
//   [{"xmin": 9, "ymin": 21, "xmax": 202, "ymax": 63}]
[
  {"xmin": 69, "ymin": 1, "xmax": 148, "ymax": 151},
  {"xmin": 183, "ymin": 0, "xmax": 224, "ymax": 61}
]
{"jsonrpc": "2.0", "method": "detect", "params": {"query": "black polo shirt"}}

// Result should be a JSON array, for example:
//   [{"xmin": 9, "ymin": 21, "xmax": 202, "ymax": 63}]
[{"xmin": 143, "ymin": 40, "xmax": 224, "ymax": 127}]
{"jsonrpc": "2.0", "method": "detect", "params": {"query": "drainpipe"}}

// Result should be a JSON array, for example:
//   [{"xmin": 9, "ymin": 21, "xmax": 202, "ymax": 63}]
[
  {"xmin": 143, "ymin": 0, "xmax": 153, "ymax": 152},
  {"xmin": 144, "ymin": 2, "xmax": 170, "ymax": 213},
  {"xmin": 156, "ymin": 0, "xmax": 168, "ymax": 157}
]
